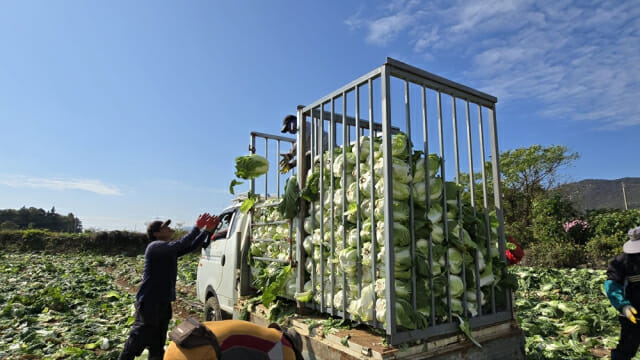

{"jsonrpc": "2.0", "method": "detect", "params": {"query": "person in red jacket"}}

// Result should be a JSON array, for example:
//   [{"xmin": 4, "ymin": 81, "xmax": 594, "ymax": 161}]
[{"xmin": 505, "ymin": 235, "xmax": 524, "ymax": 265}]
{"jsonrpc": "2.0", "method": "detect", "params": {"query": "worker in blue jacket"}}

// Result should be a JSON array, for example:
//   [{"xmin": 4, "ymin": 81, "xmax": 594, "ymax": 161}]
[
  {"xmin": 605, "ymin": 225, "xmax": 640, "ymax": 360},
  {"xmin": 118, "ymin": 213, "xmax": 220, "ymax": 360}
]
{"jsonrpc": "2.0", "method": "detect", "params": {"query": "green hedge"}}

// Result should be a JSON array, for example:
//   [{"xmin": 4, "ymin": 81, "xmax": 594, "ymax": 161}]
[
  {"xmin": 0, "ymin": 229, "xmax": 148, "ymax": 255},
  {"xmin": 525, "ymin": 241, "xmax": 585, "ymax": 268},
  {"xmin": 586, "ymin": 209, "xmax": 640, "ymax": 243}
]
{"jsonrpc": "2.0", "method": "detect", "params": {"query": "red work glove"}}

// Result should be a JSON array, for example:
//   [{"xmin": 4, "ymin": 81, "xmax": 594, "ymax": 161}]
[
  {"xmin": 203, "ymin": 215, "xmax": 221, "ymax": 233},
  {"xmin": 195, "ymin": 213, "xmax": 212, "ymax": 229}
]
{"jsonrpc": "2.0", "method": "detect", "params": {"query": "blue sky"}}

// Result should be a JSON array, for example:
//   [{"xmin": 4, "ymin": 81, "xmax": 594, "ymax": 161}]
[{"xmin": 1, "ymin": 1, "xmax": 638, "ymax": 231}]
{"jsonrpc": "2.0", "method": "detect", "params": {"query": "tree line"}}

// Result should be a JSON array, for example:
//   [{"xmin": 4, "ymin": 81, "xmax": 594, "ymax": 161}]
[
  {"xmin": 0, "ymin": 206, "xmax": 82, "ymax": 233},
  {"xmin": 490, "ymin": 145, "xmax": 639, "ymax": 267}
]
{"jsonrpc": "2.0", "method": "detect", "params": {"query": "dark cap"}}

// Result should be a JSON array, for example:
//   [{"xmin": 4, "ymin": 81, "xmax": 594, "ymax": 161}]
[
  {"xmin": 281, "ymin": 115, "xmax": 297, "ymax": 134},
  {"xmin": 147, "ymin": 219, "xmax": 171, "ymax": 240}
]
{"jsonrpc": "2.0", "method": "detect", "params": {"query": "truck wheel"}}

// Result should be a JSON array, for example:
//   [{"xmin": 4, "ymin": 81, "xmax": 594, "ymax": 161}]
[{"xmin": 205, "ymin": 296, "xmax": 222, "ymax": 321}]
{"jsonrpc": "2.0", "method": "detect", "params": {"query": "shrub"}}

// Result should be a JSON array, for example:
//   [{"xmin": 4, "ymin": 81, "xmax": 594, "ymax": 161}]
[
  {"xmin": 0, "ymin": 230, "xmax": 23, "ymax": 250},
  {"xmin": 503, "ymin": 187, "xmax": 535, "ymax": 247},
  {"xmin": 563, "ymin": 219, "xmax": 590, "ymax": 245},
  {"xmin": 526, "ymin": 240, "xmax": 585, "ymax": 268},
  {"xmin": 83, "ymin": 230, "xmax": 147, "ymax": 254},
  {"xmin": 0, "ymin": 221, "xmax": 19, "ymax": 230},
  {"xmin": 586, "ymin": 209, "xmax": 640, "ymax": 243},
  {"xmin": 531, "ymin": 195, "xmax": 579, "ymax": 244},
  {"xmin": 584, "ymin": 235, "xmax": 622, "ymax": 269},
  {"xmin": 505, "ymin": 221, "xmax": 532, "ymax": 248},
  {"xmin": 22, "ymin": 229, "xmax": 48, "ymax": 250}
]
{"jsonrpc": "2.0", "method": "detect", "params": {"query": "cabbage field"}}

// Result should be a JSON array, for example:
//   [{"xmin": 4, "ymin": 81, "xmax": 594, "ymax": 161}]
[
  {"xmin": 0, "ymin": 249, "xmax": 632, "ymax": 359},
  {"xmin": 0, "ymin": 251, "xmax": 200, "ymax": 360},
  {"xmin": 513, "ymin": 267, "xmax": 621, "ymax": 359}
]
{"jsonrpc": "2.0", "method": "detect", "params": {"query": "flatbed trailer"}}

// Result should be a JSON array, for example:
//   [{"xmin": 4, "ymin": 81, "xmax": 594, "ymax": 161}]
[{"xmin": 234, "ymin": 298, "xmax": 524, "ymax": 360}]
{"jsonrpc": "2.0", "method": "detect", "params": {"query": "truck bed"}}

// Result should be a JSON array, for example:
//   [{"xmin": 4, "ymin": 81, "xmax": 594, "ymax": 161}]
[{"xmin": 234, "ymin": 298, "xmax": 525, "ymax": 360}]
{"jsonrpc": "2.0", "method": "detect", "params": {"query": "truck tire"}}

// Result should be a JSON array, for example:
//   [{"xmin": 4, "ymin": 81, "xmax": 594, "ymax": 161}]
[{"xmin": 204, "ymin": 296, "xmax": 222, "ymax": 321}]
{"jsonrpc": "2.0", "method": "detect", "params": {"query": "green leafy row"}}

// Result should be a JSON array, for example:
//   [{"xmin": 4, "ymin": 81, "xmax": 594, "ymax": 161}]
[
  {"xmin": 514, "ymin": 266, "xmax": 620, "ymax": 359},
  {"xmin": 0, "ymin": 251, "xmax": 200, "ymax": 360},
  {"xmin": 1, "ymin": 250, "xmax": 625, "ymax": 359}
]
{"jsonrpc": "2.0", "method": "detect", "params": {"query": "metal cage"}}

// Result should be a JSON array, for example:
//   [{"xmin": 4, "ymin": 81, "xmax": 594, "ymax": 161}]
[{"xmin": 294, "ymin": 58, "xmax": 510, "ymax": 346}]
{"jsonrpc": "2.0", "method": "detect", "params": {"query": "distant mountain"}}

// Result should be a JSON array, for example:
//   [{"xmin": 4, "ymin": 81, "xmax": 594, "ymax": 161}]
[{"xmin": 556, "ymin": 177, "xmax": 640, "ymax": 212}]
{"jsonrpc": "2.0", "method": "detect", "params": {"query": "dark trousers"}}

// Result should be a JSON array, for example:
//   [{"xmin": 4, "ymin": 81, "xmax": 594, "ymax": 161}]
[
  {"xmin": 612, "ymin": 316, "xmax": 640, "ymax": 360},
  {"xmin": 119, "ymin": 302, "xmax": 172, "ymax": 360}
]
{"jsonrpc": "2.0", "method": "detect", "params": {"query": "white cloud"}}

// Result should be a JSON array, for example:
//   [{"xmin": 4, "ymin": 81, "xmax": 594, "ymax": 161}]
[
  {"xmin": 347, "ymin": 0, "xmax": 640, "ymax": 129},
  {"xmin": 367, "ymin": 13, "xmax": 415, "ymax": 46},
  {"xmin": 345, "ymin": 1, "xmax": 419, "ymax": 46},
  {"xmin": 0, "ymin": 175, "xmax": 122, "ymax": 195},
  {"xmin": 413, "ymin": 27, "xmax": 440, "ymax": 53},
  {"xmin": 450, "ymin": 0, "xmax": 527, "ymax": 34}
]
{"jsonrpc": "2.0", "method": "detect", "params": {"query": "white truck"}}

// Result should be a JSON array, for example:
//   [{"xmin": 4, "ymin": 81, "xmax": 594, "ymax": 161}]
[{"xmin": 196, "ymin": 58, "xmax": 526, "ymax": 359}]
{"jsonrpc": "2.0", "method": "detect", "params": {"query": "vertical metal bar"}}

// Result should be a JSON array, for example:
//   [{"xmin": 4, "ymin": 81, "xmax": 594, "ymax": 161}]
[
  {"xmin": 330, "ymin": 98, "xmax": 336, "ymax": 316},
  {"xmin": 264, "ymin": 139, "xmax": 268, "ymax": 197},
  {"xmin": 369, "ymin": 78, "xmax": 378, "ymax": 328},
  {"xmin": 465, "ymin": 102, "xmax": 476, "ymax": 212},
  {"xmin": 422, "ymin": 86, "xmax": 436, "ymax": 326},
  {"xmin": 477, "ymin": 105, "xmax": 496, "ymax": 313},
  {"xmin": 354, "ymin": 85, "xmax": 362, "ymax": 308},
  {"xmin": 437, "ymin": 91, "xmax": 452, "ymax": 323},
  {"xmin": 311, "ymin": 111, "xmax": 317, "ymax": 161},
  {"xmin": 381, "ymin": 64, "xmax": 397, "ymax": 335},
  {"xmin": 277, "ymin": 140, "xmax": 281, "ymax": 198},
  {"xmin": 343, "ymin": 91, "xmax": 352, "ymax": 315},
  {"xmin": 452, "ymin": 98, "xmax": 460, "ymax": 177},
  {"xmin": 250, "ymin": 134, "xmax": 256, "ymax": 195},
  {"xmin": 488, "ymin": 106, "xmax": 511, "ymax": 314},
  {"xmin": 288, "ymin": 218, "xmax": 294, "ymax": 266},
  {"xmin": 310, "ymin": 110, "xmax": 317, "ymax": 311},
  {"xmin": 452, "ymin": 98, "xmax": 468, "ymax": 318},
  {"xmin": 404, "ymin": 80, "xmax": 417, "ymax": 315},
  {"xmin": 296, "ymin": 108, "xmax": 307, "ymax": 301},
  {"xmin": 466, "ymin": 100, "xmax": 482, "ymax": 316},
  {"xmin": 249, "ymin": 133, "xmax": 256, "ymax": 294},
  {"xmin": 318, "ymin": 105, "xmax": 325, "ymax": 312}
]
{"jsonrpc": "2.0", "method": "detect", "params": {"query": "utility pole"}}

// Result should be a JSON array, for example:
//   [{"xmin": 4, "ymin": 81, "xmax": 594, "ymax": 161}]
[{"xmin": 622, "ymin": 182, "xmax": 629, "ymax": 210}]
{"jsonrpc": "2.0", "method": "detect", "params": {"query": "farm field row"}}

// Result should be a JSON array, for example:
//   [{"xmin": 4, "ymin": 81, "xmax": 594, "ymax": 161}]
[
  {"xmin": 0, "ymin": 251, "xmax": 627, "ymax": 359},
  {"xmin": 0, "ymin": 252, "xmax": 200, "ymax": 359}
]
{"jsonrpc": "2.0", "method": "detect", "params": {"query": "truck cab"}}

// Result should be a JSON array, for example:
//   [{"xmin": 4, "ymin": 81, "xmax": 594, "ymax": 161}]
[{"xmin": 196, "ymin": 204, "xmax": 248, "ymax": 320}]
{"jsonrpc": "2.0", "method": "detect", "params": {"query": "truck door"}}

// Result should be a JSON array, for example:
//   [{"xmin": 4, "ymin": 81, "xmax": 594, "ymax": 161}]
[{"xmin": 200, "ymin": 209, "xmax": 239, "ymax": 312}]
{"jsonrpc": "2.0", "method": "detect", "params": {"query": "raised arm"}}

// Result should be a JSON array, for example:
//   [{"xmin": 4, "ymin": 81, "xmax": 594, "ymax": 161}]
[{"xmin": 172, "ymin": 213, "xmax": 220, "ymax": 257}]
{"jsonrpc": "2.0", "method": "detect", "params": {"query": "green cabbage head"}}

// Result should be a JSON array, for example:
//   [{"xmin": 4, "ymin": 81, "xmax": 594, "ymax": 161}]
[{"xmin": 234, "ymin": 154, "xmax": 269, "ymax": 179}]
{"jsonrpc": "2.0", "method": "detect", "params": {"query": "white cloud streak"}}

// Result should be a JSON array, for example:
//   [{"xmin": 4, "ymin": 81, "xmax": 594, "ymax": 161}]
[
  {"xmin": 367, "ymin": 12, "xmax": 415, "ymax": 46},
  {"xmin": 346, "ymin": 0, "xmax": 640, "ymax": 129},
  {"xmin": 0, "ymin": 175, "xmax": 122, "ymax": 195}
]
